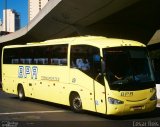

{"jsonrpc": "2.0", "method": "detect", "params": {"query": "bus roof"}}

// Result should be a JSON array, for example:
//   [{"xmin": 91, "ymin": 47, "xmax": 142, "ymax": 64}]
[{"xmin": 3, "ymin": 36, "xmax": 146, "ymax": 49}]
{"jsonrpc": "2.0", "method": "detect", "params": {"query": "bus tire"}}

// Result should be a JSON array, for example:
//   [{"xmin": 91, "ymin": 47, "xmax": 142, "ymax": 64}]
[
  {"xmin": 18, "ymin": 85, "xmax": 25, "ymax": 101},
  {"xmin": 70, "ymin": 92, "xmax": 82, "ymax": 113}
]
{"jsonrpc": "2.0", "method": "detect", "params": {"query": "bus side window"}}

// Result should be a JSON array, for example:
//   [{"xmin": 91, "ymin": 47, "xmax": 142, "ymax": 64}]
[
  {"xmin": 11, "ymin": 59, "xmax": 19, "ymax": 64},
  {"xmin": 21, "ymin": 58, "xmax": 32, "ymax": 64},
  {"xmin": 20, "ymin": 58, "xmax": 25, "ymax": 64},
  {"xmin": 33, "ymin": 59, "xmax": 39, "ymax": 64},
  {"xmin": 50, "ymin": 58, "xmax": 60, "ymax": 65},
  {"xmin": 3, "ymin": 45, "xmax": 68, "ymax": 66},
  {"xmin": 50, "ymin": 45, "xmax": 68, "ymax": 66},
  {"xmin": 70, "ymin": 45, "xmax": 101, "ymax": 79},
  {"xmin": 38, "ymin": 58, "xmax": 48, "ymax": 65},
  {"xmin": 60, "ymin": 58, "xmax": 67, "ymax": 65},
  {"xmin": 70, "ymin": 45, "xmax": 104, "ymax": 84}
]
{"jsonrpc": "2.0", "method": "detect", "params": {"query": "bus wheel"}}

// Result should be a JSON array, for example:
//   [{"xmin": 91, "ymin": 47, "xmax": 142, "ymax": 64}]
[
  {"xmin": 18, "ymin": 85, "xmax": 25, "ymax": 101},
  {"xmin": 70, "ymin": 93, "xmax": 82, "ymax": 113}
]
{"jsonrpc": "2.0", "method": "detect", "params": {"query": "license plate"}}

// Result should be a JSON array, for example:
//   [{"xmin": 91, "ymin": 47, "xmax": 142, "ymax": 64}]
[{"xmin": 132, "ymin": 106, "xmax": 143, "ymax": 110}]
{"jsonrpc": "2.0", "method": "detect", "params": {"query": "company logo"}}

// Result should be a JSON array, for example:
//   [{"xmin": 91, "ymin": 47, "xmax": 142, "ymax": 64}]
[
  {"xmin": 121, "ymin": 91, "xmax": 133, "ymax": 97},
  {"xmin": 18, "ymin": 66, "xmax": 38, "ymax": 79}
]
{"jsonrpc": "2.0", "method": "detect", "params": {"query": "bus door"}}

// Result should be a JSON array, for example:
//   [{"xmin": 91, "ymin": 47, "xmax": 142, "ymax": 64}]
[
  {"xmin": 93, "ymin": 56, "xmax": 106, "ymax": 114},
  {"xmin": 70, "ymin": 45, "xmax": 106, "ymax": 113}
]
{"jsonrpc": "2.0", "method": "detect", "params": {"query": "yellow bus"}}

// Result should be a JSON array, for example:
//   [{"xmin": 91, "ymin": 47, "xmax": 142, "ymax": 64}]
[{"xmin": 1, "ymin": 36, "xmax": 157, "ymax": 115}]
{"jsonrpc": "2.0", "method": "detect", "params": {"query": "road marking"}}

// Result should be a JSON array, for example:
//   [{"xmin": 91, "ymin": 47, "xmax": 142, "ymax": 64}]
[{"xmin": 0, "ymin": 110, "xmax": 68, "ymax": 115}]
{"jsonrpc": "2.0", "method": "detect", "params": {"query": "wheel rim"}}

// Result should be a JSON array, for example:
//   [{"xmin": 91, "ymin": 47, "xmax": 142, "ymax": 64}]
[
  {"xmin": 73, "ymin": 96, "xmax": 82, "ymax": 110},
  {"xmin": 19, "ymin": 91, "xmax": 23, "ymax": 98},
  {"xmin": 18, "ymin": 88, "xmax": 23, "ymax": 99}
]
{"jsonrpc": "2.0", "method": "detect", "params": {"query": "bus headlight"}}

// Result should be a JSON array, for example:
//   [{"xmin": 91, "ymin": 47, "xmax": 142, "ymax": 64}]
[
  {"xmin": 108, "ymin": 97, "xmax": 124, "ymax": 104},
  {"xmin": 150, "ymin": 93, "xmax": 157, "ymax": 101}
]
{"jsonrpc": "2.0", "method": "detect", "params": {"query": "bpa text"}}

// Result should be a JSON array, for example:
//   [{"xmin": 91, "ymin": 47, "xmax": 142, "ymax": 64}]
[{"xmin": 18, "ymin": 66, "xmax": 38, "ymax": 79}]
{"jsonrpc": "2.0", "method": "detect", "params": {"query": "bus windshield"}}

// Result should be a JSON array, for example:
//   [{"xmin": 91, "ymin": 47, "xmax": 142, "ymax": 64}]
[{"xmin": 103, "ymin": 47, "xmax": 155, "ymax": 91}]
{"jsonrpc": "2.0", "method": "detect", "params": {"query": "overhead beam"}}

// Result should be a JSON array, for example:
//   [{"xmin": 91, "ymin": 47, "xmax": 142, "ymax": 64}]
[{"xmin": 0, "ymin": 0, "xmax": 140, "ymax": 45}]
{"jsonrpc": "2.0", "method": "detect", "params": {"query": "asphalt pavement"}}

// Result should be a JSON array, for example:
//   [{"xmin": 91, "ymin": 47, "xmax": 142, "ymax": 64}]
[{"xmin": 1, "ymin": 89, "xmax": 160, "ymax": 127}]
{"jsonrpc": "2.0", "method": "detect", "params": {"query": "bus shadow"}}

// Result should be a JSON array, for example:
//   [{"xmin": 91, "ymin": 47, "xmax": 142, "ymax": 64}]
[{"xmin": 10, "ymin": 96, "xmax": 71, "ymax": 111}]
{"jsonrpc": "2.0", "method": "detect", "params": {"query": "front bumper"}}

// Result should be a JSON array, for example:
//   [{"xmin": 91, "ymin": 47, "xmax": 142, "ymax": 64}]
[{"xmin": 107, "ymin": 100, "xmax": 157, "ymax": 116}]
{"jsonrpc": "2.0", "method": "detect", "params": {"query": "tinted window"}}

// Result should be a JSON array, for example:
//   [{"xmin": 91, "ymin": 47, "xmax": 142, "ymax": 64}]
[
  {"xmin": 103, "ymin": 47, "xmax": 155, "ymax": 90},
  {"xmin": 3, "ymin": 44, "xmax": 68, "ymax": 66},
  {"xmin": 70, "ymin": 45, "xmax": 104, "ymax": 84}
]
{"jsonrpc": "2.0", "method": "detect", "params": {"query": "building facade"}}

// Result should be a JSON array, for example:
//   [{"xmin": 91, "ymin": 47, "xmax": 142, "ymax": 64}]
[
  {"xmin": 28, "ymin": 0, "xmax": 49, "ymax": 21},
  {"xmin": 0, "ymin": 19, "xmax": 2, "ymax": 31},
  {"xmin": 2, "ymin": 9, "xmax": 20, "ymax": 32}
]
